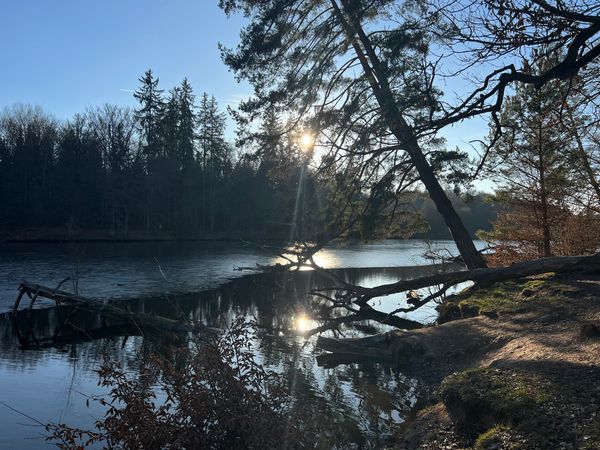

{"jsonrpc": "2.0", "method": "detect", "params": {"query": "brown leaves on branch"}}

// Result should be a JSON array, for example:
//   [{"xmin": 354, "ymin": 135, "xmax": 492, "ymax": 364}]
[
  {"xmin": 483, "ymin": 205, "xmax": 600, "ymax": 267},
  {"xmin": 46, "ymin": 318, "xmax": 306, "ymax": 450}
]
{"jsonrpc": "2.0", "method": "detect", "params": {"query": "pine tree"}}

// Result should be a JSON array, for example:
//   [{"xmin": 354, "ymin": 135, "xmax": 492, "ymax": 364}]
[
  {"xmin": 134, "ymin": 70, "xmax": 164, "ymax": 164},
  {"xmin": 485, "ymin": 54, "xmax": 577, "ymax": 260},
  {"xmin": 162, "ymin": 87, "xmax": 181, "ymax": 162},
  {"xmin": 177, "ymin": 79, "xmax": 196, "ymax": 166},
  {"xmin": 134, "ymin": 70, "xmax": 164, "ymax": 231},
  {"xmin": 197, "ymin": 94, "xmax": 229, "ymax": 231},
  {"xmin": 198, "ymin": 93, "xmax": 227, "ymax": 173}
]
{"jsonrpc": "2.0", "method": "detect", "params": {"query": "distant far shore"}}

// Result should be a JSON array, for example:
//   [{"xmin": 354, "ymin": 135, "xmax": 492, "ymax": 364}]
[
  {"xmin": 0, "ymin": 228, "xmax": 471, "ymax": 244},
  {"xmin": 0, "ymin": 229, "xmax": 270, "ymax": 244}
]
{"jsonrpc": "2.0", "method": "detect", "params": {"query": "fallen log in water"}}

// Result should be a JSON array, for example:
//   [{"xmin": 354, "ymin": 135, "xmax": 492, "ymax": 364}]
[
  {"xmin": 13, "ymin": 282, "xmax": 217, "ymax": 335},
  {"xmin": 309, "ymin": 254, "xmax": 600, "ymax": 336},
  {"xmin": 315, "ymin": 256, "xmax": 600, "ymax": 368},
  {"xmin": 316, "ymin": 330, "xmax": 405, "ymax": 363},
  {"xmin": 13, "ymin": 322, "xmax": 143, "ymax": 350},
  {"xmin": 362, "ymin": 253, "xmax": 600, "ymax": 300},
  {"xmin": 315, "ymin": 315, "xmax": 501, "ymax": 371}
]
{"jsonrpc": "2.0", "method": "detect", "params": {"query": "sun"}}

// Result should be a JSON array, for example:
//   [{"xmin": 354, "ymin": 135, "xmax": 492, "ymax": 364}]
[
  {"xmin": 292, "ymin": 314, "xmax": 313, "ymax": 333},
  {"xmin": 299, "ymin": 132, "xmax": 315, "ymax": 150}
]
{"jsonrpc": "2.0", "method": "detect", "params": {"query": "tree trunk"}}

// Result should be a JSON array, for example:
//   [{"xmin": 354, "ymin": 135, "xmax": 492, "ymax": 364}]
[
  {"xmin": 404, "ymin": 134, "xmax": 486, "ymax": 269},
  {"xmin": 351, "ymin": 253, "xmax": 600, "ymax": 300},
  {"xmin": 537, "ymin": 125, "xmax": 552, "ymax": 257},
  {"xmin": 333, "ymin": 0, "xmax": 486, "ymax": 269}
]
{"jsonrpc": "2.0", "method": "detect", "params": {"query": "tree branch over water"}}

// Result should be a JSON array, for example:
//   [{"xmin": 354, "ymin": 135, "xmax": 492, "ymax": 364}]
[{"xmin": 218, "ymin": 0, "xmax": 600, "ymax": 334}]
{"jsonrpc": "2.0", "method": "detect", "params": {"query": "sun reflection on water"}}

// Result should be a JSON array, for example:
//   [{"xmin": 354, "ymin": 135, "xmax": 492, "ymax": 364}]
[
  {"xmin": 310, "ymin": 248, "xmax": 338, "ymax": 269},
  {"xmin": 271, "ymin": 245, "xmax": 338, "ymax": 270},
  {"xmin": 292, "ymin": 314, "xmax": 315, "ymax": 333}
]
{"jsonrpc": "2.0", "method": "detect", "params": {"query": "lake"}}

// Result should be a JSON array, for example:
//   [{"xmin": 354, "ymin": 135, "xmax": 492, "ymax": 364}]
[{"xmin": 0, "ymin": 240, "xmax": 479, "ymax": 449}]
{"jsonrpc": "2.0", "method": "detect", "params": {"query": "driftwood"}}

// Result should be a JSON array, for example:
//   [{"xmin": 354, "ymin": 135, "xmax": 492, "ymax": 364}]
[{"xmin": 13, "ymin": 282, "xmax": 217, "ymax": 335}]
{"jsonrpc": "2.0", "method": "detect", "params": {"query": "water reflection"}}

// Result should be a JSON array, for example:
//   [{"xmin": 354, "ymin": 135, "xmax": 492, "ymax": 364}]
[
  {"xmin": 0, "ymin": 265, "xmax": 449, "ymax": 449},
  {"xmin": 0, "ymin": 239, "xmax": 475, "ymax": 311},
  {"xmin": 291, "ymin": 313, "xmax": 315, "ymax": 333}
]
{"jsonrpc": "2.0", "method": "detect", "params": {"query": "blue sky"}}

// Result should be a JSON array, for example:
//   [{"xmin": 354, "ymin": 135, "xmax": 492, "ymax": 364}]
[
  {"xmin": 0, "ymin": 1, "xmax": 248, "ymax": 121},
  {"xmin": 0, "ymin": 0, "xmax": 489, "ymax": 185}
]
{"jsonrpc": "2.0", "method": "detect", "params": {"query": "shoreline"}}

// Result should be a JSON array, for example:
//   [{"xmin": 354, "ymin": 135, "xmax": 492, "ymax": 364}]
[
  {"xmin": 0, "ymin": 229, "xmax": 475, "ymax": 245},
  {"xmin": 0, "ymin": 230, "xmax": 276, "ymax": 244},
  {"xmin": 390, "ymin": 272, "xmax": 600, "ymax": 449}
]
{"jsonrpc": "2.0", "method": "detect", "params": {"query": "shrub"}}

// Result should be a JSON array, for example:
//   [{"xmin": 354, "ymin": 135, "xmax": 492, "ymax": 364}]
[{"xmin": 46, "ymin": 317, "xmax": 305, "ymax": 449}]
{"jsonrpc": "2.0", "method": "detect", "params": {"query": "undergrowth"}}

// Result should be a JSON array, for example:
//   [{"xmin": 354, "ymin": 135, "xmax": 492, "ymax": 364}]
[{"xmin": 45, "ymin": 317, "xmax": 307, "ymax": 450}]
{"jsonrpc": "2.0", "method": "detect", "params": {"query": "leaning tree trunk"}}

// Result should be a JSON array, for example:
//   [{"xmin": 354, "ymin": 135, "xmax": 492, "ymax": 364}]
[
  {"xmin": 403, "ymin": 132, "xmax": 487, "ymax": 269},
  {"xmin": 333, "ymin": 0, "xmax": 487, "ymax": 269}
]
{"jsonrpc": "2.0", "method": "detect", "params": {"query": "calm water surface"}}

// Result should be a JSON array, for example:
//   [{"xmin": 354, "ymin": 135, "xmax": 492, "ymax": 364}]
[{"xmin": 0, "ymin": 240, "xmax": 479, "ymax": 449}]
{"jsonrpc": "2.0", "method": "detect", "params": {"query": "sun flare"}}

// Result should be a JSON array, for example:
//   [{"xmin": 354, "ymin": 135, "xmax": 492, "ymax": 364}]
[
  {"xmin": 299, "ymin": 132, "xmax": 315, "ymax": 150},
  {"xmin": 292, "ymin": 314, "xmax": 313, "ymax": 333}
]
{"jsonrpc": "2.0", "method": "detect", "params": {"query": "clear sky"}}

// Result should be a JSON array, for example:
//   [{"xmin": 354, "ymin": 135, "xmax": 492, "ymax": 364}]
[
  {"xmin": 0, "ymin": 0, "xmax": 248, "ymax": 121},
  {"xmin": 0, "ymin": 0, "xmax": 489, "ymax": 189}
]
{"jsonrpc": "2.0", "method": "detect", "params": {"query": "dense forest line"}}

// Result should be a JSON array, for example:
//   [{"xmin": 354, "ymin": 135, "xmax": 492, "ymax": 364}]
[{"xmin": 0, "ymin": 71, "xmax": 495, "ymax": 242}]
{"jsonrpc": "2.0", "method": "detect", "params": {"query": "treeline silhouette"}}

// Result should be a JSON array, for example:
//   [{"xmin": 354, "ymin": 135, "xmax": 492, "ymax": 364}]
[
  {"xmin": 414, "ymin": 193, "xmax": 497, "ymax": 240},
  {"xmin": 0, "ymin": 71, "xmax": 318, "ymax": 240},
  {"xmin": 0, "ymin": 70, "xmax": 494, "ymax": 242}
]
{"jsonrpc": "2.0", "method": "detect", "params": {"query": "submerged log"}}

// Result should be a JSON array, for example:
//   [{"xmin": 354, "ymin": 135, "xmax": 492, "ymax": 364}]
[
  {"xmin": 14, "ymin": 322, "xmax": 143, "ymax": 350},
  {"xmin": 316, "ymin": 329, "xmax": 434, "ymax": 366},
  {"xmin": 316, "ymin": 330, "xmax": 407, "ymax": 363},
  {"xmin": 14, "ymin": 282, "xmax": 217, "ymax": 335},
  {"xmin": 316, "ymin": 315, "xmax": 501, "ymax": 371}
]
